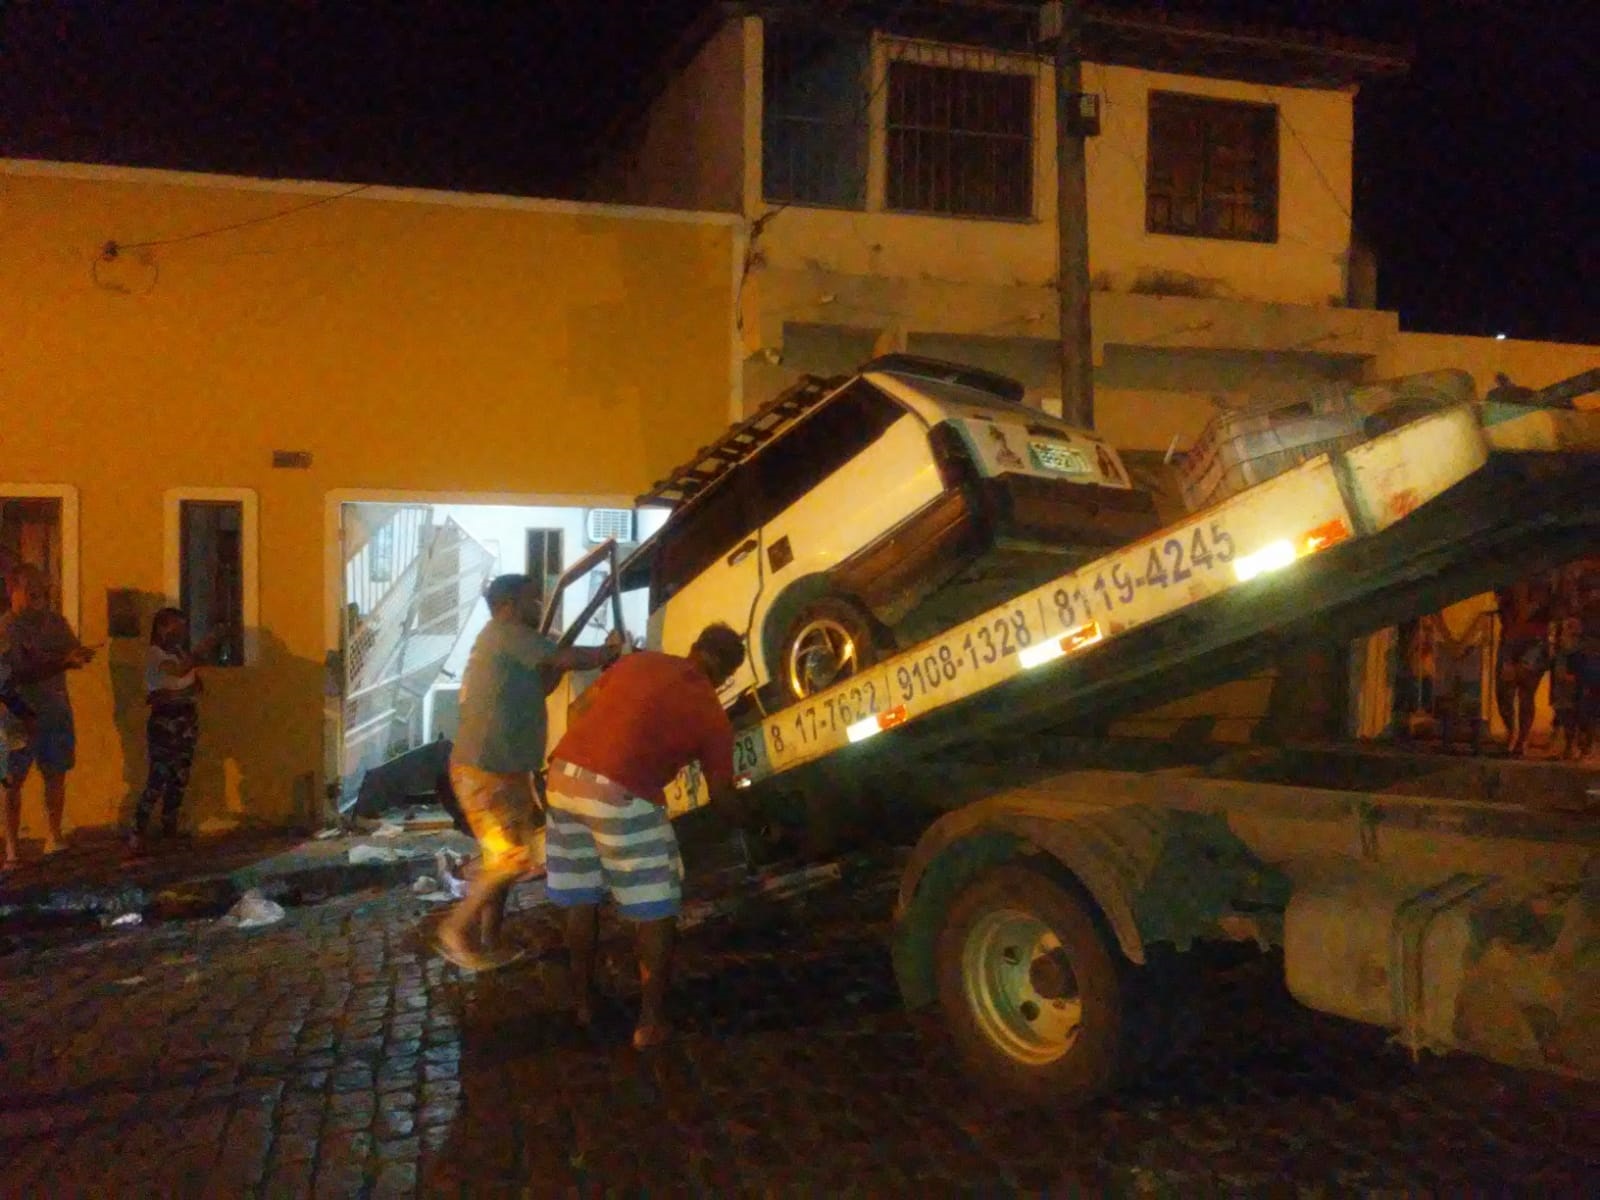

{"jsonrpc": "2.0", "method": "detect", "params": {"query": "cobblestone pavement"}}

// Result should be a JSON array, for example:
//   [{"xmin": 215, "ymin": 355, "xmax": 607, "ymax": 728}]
[{"xmin": 1, "ymin": 861, "xmax": 1595, "ymax": 1198}]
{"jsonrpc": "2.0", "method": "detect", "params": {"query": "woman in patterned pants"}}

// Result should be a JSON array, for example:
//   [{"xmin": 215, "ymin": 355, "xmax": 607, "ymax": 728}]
[{"xmin": 129, "ymin": 609, "xmax": 216, "ymax": 854}]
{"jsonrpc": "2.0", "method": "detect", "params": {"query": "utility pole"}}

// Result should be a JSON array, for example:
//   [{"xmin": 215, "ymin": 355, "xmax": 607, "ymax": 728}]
[{"xmin": 1048, "ymin": 0, "xmax": 1095, "ymax": 428}]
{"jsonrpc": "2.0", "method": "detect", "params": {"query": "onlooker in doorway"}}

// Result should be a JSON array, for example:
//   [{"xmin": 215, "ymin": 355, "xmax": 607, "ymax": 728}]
[
  {"xmin": 435, "ymin": 573, "xmax": 621, "ymax": 972},
  {"xmin": 545, "ymin": 622, "xmax": 744, "ymax": 1050},
  {"xmin": 0, "ymin": 564, "xmax": 95, "ymax": 865},
  {"xmin": 1555, "ymin": 560, "xmax": 1600, "ymax": 760},
  {"xmin": 1494, "ymin": 576, "xmax": 1554, "ymax": 756},
  {"xmin": 127, "ymin": 608, "xmax": 224, "ymax": 856}
]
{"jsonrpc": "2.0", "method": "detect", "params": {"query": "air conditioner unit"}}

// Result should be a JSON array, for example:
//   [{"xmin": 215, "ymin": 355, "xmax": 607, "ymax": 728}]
[{"xmin": 585, "ymin": 508, "xmax": 634, "ymax": 545}]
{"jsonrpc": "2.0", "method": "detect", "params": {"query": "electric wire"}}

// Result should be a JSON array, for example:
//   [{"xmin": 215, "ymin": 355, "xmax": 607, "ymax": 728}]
[{"xmin": 101, "ymin": 183, "xmax": 374, "ymax": 258}]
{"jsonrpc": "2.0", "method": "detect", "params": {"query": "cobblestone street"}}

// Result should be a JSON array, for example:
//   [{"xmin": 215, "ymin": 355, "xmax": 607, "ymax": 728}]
[{"xmin": 1, "ymin": 862, "xmax": 1595, "ymax": 1198}]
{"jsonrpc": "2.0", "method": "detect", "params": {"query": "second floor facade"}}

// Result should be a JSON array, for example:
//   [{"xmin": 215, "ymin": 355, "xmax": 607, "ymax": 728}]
[{"xmin": 591, "ymin": 4, "xmax": 1404, "ymax": 311}]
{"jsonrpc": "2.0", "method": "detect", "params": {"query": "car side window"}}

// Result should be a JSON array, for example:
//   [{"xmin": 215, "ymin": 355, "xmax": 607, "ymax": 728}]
[
  {"xmin": 650, "ymin": 475, "xmax": 755, "ymax": 607},
  {"xmin": 747, "ymin": 381, "xmax": 905, "ymax": 524}
]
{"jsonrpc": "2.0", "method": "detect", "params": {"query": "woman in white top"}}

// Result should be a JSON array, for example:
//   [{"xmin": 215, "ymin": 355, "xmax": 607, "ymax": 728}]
[{"xmin": 129, "ymin": 608, "xmax": 220, "ymax": 854}]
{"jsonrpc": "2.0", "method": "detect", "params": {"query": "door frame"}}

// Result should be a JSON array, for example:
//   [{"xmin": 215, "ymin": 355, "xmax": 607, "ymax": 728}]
[{"xmin": 322, "ymin": 488, "xmax": 638, "ymax": 794}]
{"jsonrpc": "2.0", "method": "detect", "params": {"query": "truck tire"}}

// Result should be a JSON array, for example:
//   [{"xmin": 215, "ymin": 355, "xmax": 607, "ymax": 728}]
[
  {"xmin": 934, "ymin": 864, "xmax": 1128, "ymax": 1107},
  {"xmin": 779, "ymin": 596, "xmax": 882, "ymax": 701}
]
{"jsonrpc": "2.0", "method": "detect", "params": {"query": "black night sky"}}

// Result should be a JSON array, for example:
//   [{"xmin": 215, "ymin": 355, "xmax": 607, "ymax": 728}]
[{"xmin": 3, "ymin": 0, "xmax": 1594, "ymax": 344}]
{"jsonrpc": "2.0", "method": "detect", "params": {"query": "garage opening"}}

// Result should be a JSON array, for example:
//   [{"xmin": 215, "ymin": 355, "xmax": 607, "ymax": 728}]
[{"xmin": 336, "ymin": 500, "xmax": 666, "ymax": 811}]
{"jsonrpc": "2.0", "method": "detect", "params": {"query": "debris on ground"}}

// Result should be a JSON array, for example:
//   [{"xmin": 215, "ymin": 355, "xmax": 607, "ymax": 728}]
[
  {"xmin": 349, "ymin": 844, "xmax": 401, "ymax": 865},
  {"xmin": 756, "ymin": 863, "xmax": 842, "ymax": 898},
  {"xmin": 410, "ymin": 875, "xmax": 456, "ymax": 903},
  {"xmin": 223, "ymin": 889, "xmax": 285, "ymax": 929},
  {"xmin": 677, "ymin": 898, "xmax": 742, "ymax": 930},
  {"xmin": 370, "ymin": 821, "xmax": 406, "ymax": 839},
  {"xmin": 102, "ymin": 912, "xmax": 143, "ymax": 929},
  {"xmin": 112, "ymin": 975, "xmax": 146, "ymax": 987},
  {"xmin": 435, "ymin": 848, "xmax": 470, "ymax": 898},
  {"xmin": 149, "ymin": 878, "xmax": 237, "ymax": 921},
  {"xmin": 313, "ymin": 828, "xmax": 345, "ymax": 841}
]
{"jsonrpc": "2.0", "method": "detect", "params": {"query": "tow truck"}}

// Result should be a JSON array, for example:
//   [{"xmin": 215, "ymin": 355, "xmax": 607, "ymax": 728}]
[{"xmin": 545, "ymin": 380, "xmax": 1599, "ymax": 1106}]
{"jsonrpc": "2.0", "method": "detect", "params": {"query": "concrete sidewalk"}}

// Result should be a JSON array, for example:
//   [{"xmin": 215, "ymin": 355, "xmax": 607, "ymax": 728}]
[{"xmin": 0, "ymin": 823, "xmax": 476, "ymax": 950}]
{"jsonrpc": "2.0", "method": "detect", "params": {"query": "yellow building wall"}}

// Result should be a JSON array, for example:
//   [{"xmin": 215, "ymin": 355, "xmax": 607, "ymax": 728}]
[
  {"xmin": 1380, "ymin": 331, "xmax": 1599, "ymax": 401},
  {"xmin": 1, "ymin": 162, "xmax": 737, "ymax": 835}
]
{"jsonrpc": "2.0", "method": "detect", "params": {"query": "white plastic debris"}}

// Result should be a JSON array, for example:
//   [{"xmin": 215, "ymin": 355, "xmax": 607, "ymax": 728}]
[
  {"xmin": 225, "ymin": 888, "xmax": 285, "ymax": 929},
  {"xmin": 314, "ymin": 827, "xmax": 345, "ymax": 840},
  {"xmin": 349, "ymin": 844, "xmax": 401, "ymax": 865},
  {"xmin": 103, "ymin": 912, "xmax": 143, "ymax": 928},
  {"xmin": 435, "ymin": 848, "xmax": 470, "ymax": 899},
  {"xmin": 371, "ymin": 821, "xmax": 406, "ymax": 839},
  {"xmin": 113, "ymin": 975, "xmax": 146, "ymax": 987},
  {"xmin": 411, "ymin": 874, "xmax": 461, "ymax": 902}
]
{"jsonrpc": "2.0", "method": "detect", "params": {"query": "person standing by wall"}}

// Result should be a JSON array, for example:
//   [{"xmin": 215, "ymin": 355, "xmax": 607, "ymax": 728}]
[
  {"xmin": 1494, "ymin": 577, "xmax": 1554, "ymax": 756},
  {"xmin": 1554, "ymin": 559, "xmax": 1599, "ymax": 760},
  {"xmin": 0, "ymin": 564, "xmax": 94, "ymax": 864},
  {"xmin": 127, "ymin": 608, "xmax": 223, "ymax": 856},
  {"xmin": 544, "ymin": 623, "xmax": 745, "ymax": 1050},
  {"xmin": 435, "ymin": 573, "xmax": 620, "ymax": 972}
]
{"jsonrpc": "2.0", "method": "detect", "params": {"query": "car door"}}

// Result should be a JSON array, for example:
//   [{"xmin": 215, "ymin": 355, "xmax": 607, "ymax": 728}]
[
  {"xmin": 647, "ymin": 472, "xmax": 765, "ymax": 702},
  {"xmin": 742, "ymin": 383, "xmax": 931, "ymax": 686}
]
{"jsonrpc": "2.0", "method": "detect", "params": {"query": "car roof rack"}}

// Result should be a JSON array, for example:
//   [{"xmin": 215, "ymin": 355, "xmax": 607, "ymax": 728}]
[
  {"xmin": 637, "ymin": 371, "xmax": 846, "ymax": 508},
  {"xmin": 858, "ymin": 354, "xmax": 1027, "ymax": 404}
]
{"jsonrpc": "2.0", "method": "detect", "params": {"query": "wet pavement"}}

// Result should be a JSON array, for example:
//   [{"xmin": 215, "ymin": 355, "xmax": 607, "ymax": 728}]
[{"xmin": 1, "ymin": 859, "xmax": 1595, "ymax": 1198}]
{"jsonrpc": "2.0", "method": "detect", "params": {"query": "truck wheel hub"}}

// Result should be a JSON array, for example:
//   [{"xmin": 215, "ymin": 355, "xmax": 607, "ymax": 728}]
[{"xmin": 962, "ymin": 908, "xmax": 1083, "ymax": 1066}]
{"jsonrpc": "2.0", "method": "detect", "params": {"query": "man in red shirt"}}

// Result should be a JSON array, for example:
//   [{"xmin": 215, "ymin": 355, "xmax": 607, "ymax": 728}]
[{"xmin": 545, "ymin": 622, "xmax": 744, "ymax": 1049}]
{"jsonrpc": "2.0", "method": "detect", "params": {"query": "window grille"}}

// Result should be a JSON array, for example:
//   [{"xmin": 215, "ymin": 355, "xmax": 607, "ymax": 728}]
[{"xmin": 885, "ymin": 55, "xmax": 1033, "ymax": 219}]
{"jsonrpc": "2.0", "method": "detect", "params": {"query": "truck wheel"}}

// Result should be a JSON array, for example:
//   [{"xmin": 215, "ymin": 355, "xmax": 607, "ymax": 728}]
[
  {"xmin": 935, "ymin": 865, "xmax": 1126, "ymax": 1106},
  {"xmin": 780, "ymin": 596, "xmax": 881, "ymax": 700}
]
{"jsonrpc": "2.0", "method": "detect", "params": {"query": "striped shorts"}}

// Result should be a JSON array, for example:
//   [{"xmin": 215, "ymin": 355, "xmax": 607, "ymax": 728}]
[{"xmin": 544, "ymin": 759, "xmax": 682, "ymax": 921}]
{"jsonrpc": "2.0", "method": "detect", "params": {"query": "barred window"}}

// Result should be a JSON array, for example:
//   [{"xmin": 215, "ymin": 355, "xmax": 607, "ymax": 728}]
[
  {"xmin": 762, "ymin": 26, "xmax": 869, "ymax": 209},
  {"xmin": 886, "ymin": 61, "xmax": 1033, "ymax": 219},
  {"xmin": 1147, "ymin": 92, "xmax": 1278, "ymax": 242},
  {"xmin": 178, "ymin": 500, "xmax": 245, "ymax": 666}
]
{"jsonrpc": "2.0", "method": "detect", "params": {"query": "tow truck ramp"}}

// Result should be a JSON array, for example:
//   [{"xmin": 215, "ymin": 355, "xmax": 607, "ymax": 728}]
[{"xmin": 661, "ymin": 402, "xmax": 1600, "ymax": 814}]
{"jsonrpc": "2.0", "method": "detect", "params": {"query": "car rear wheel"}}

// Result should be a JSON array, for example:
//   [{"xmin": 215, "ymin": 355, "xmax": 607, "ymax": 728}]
[
  {"xmin": 780, "ymin": 596, "xmax": 882, "ymax": 701},
  {"xmin": 935, "ymin": 865, "xmax": 1127, "ymax": 1107}
]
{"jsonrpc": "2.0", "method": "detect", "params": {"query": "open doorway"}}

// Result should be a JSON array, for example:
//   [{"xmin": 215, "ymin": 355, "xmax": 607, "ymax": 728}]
[
  {"xmin": 0, "ymin": 496, "xmax": 63, "ymax": 610},
  {"xmin": 336, "ymin": 500, "xmax": 666, "ymax": 811}
]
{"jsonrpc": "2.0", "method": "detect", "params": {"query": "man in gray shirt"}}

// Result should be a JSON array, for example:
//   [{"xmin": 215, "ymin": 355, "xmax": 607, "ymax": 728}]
[
  {"xmin": 436, "ymin": 573, "xmax": 620, "ymax": 971},
  {"xmin": 1, "ymin": 564, "xmax": 95, "ymax": 866}
]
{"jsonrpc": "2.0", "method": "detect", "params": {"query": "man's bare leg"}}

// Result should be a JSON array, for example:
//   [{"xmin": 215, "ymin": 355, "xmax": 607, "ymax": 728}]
[
  {"xmin": 634, "ymin": 917, "xmax": 675, "ymax": 1048},
  {"xmin": 479, "ymin": 892, "xmax": 506, "ymax": 949},
  {"xmin": 1515, "ymin": 679, "xmax": 1539, "ymax": 755},
  {"xmin": 566, "ymin": 905, "xmax": 599, "ymax": 1026},
  {"xmin": 1496, "ymin": 673, "xmax": 1518, "ymax": 752},
  {"xmin": 2, "ymin": 782, "xmax": 21, "ymax": 865},
  {"xmin": 42, "ymin": 772, "xmax": 66, "ymax": 851},
  {"xmin": 438, "ymin": 871, "xmax": 515, "ymax": 968}
]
